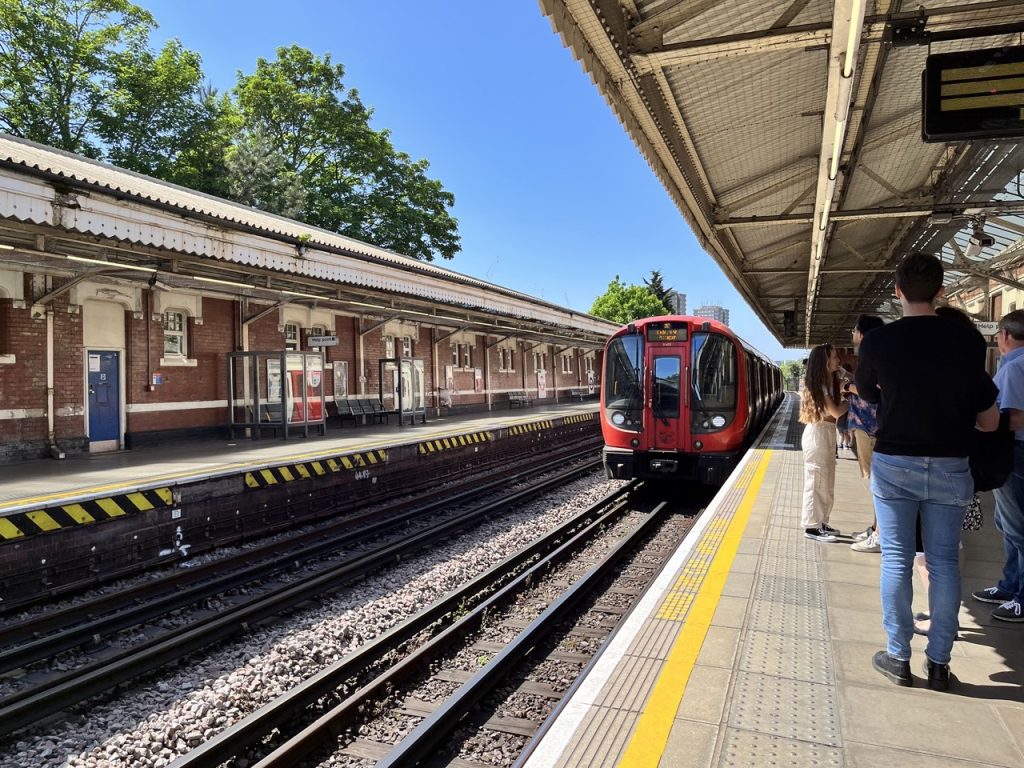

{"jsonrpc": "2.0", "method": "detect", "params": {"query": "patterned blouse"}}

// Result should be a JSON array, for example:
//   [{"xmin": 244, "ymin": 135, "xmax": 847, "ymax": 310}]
[{"xmin": 845, "ymin": 392, "xmax": 878, "ymax": 437}]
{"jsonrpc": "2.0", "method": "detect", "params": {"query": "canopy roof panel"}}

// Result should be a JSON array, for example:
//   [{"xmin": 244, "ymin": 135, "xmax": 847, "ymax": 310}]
[{"xmin": 541, "ymin": 0, "xmax": 1024, "ymax": 346}]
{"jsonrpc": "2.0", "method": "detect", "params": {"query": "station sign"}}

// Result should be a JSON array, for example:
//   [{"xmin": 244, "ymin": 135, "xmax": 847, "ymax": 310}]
[
  {"xmin": 974, "ymin": 321, "xmax": 1000, "ymax": 336},
  {"xmin": 923, "ymin": 45, "xmax": 1024, "ymax": 143},
  {"xmin": 307, "ymin": 335, "xmax": 338, "ymax": 347}
]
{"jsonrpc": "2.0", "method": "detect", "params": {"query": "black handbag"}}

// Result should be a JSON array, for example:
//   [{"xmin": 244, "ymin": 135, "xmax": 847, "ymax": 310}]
[{"xmin": 970, "ymin": 411, "xmax": 1015, "ymax": 492}]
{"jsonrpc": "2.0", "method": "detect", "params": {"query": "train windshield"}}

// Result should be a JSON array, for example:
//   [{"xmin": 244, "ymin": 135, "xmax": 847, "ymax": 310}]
[
  {"xmin": 652, "ymin": 356, "xmax": 680, "ymax": 417},
  {"xmin": 691, "ymin": 332, "xmax": 737, "ymax": 411},
  {"xmin": 603, "ymin": 332, "xmax": 644, "ymax": 431}
]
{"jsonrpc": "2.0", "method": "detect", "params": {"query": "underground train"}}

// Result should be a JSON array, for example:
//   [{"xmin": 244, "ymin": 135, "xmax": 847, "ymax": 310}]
[{"xmin": 600, "ymin": 315, "xmax": 783, "ymax": 485}]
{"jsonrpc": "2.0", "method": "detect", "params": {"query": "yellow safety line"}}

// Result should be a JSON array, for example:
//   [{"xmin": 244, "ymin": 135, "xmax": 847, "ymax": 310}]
[
  {"xmin": 618, "ymin": 449, "xmax": 772, "ymax": 768},
  {"xmin": 0, "ymin": 410, "xmax": 587, "ymax": 510}
]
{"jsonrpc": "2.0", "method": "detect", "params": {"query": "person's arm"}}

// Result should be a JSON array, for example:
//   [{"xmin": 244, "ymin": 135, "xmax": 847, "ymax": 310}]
[
  {"xmin": 976, "ymin": 402, "xmax": 999, "ymax": 432},
  {"xmin": 824, "ymin": 392, "xmax": 848, "ymax": 420},
  {"xmin": 854, "ymin": 342, "xmax": 880, "ymax": 403}
]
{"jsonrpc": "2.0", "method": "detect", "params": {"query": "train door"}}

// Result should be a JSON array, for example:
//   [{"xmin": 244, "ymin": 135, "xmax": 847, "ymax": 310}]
[{"xmin": 649, "ymin": 347, "xmax": 688, "ymax": 454}]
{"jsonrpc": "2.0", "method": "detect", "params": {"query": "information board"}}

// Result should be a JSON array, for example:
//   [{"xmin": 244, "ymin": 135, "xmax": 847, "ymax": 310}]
[{"xmin": 923, "ymin": 45, "xmax": 1024, "ymax": 143}]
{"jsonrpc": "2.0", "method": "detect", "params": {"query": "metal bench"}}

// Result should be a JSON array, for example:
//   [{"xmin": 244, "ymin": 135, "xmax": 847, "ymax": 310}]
[
  {"xmin": 569, "ymin": 388, "xmax": 588, "ymax": 401},
  {"xmin": 508, "ymin": 390, "xmax": 532, "ymax": 408}
]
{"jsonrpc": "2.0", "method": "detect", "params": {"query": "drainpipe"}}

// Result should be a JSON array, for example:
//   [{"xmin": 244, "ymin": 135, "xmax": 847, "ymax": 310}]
[{"xmin": 46, "ymin": 304, "xmax": 64, "ymax": 459}]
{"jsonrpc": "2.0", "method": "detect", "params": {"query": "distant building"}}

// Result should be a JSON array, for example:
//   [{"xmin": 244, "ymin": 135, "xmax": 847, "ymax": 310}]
[
  {"xmin": 693, "ymin": 304, "xmax": 730, "ymax": 326},
  {"xmin": 668, "ymin": 291, "xmax": 686, "ymax": 315}
]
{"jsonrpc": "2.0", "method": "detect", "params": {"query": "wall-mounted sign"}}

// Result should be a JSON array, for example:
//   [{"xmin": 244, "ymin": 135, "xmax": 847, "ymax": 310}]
[
  {"xmin": 923, "ymin": 45, "xmax": 1024, "ymax": 143},
  {"xmin": 975, "ymin": 321, "xmax": 1000, "ymax": 336},
  {"xmin": 307, "ymin": 335, "xmax": 338, "ymax": 347}
]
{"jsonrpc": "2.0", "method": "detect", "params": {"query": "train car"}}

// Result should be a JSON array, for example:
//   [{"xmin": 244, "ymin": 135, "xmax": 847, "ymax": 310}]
[{"xmin": 600, "ymin": 315, "xmax": 783, "ymax": 485}]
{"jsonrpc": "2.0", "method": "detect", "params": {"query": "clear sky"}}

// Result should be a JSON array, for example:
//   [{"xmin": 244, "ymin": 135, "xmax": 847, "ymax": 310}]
[{"xmin": 140, "ymin": 1, "xmax": 802, "ymax": 361}]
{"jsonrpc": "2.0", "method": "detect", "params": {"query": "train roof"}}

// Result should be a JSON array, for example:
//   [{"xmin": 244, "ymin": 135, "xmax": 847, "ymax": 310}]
[{"xmin": 610, "ymin": 315, "xmax": 778, "ymax": 366}]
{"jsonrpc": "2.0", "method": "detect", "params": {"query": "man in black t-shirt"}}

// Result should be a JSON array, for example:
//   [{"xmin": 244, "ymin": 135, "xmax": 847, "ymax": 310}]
[{"xmin": 855, "ymin": 252, "xmax": 998, "ymax": 691}]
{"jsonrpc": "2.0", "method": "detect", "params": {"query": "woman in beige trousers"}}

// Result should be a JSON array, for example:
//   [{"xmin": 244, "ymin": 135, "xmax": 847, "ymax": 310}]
[{"xmin": 800, "ymin": 343, "xmax": 848, "ymax": 542}]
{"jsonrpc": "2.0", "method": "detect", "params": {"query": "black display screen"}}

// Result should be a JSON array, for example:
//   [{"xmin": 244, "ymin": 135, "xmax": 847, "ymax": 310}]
[{"xmin": 646, "ymin": 322, "xmax": 688, "ymax": 342}]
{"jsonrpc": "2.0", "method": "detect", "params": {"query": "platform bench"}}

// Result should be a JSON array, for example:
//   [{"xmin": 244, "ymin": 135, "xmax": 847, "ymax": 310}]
[
  {"xmin": 508, "ymin": 390, "xmax": 532, "ymax": 408},
  {"xmin": 569, "ymin": 388, "xmax": 588, "ymax": 401},
  {"xmin": 335, "ymin": 397, "xmax": 390, "ymax": 426}
]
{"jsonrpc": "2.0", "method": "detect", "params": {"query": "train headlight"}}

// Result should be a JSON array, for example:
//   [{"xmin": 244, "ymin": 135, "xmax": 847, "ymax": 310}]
[
  {"xmin": 611, "ymin": 411, "xmax": 626, "ymax": 426},
  {"xmin": 694, "ymin": 440, "xmax": 703, "ymax": 450},
  {"xmin": 710, "ymin": 414, "xmax": 727, "ymax": 429}
]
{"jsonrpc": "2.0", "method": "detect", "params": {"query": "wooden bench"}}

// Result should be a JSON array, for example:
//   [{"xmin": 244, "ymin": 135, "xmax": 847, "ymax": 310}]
[
  {"xmin": 508, "ymin": 390, "xmax": 532, "ymax": 408},
  {"xmin": 569, "ymin": 388, "xmax": 588, "ymax": 401}
]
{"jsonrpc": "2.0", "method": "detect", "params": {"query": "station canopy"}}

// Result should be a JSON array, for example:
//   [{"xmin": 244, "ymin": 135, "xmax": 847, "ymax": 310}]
[{"xmin": 540, "ymin": 0, "xmax": 1024, "ymax": 346}]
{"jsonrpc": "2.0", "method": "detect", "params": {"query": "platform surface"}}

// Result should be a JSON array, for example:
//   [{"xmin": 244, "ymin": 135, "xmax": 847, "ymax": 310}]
[
  {"xmin": 524, "ymin": 394, "xmax": 1024, "ymax": 768},
  {"xmin": 0, "ymin": 401, "xmax": 598, "ymax": 510}
]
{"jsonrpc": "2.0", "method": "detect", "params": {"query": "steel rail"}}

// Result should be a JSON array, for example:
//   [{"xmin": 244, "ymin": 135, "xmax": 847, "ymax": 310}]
[
  {"xmin": 0, "ymin": 457, "xmax": 604, "ymax": 736},
  {"xmin": 248, "ymin": 499, "xmax": 665, "ymax": 768},
  {"xmin": 168, "ymin": 482, "xmax": 644, "ymax": 768},
  {"xmin": 0, "ymin": 443, "xmax": 599, "ymax": 673}
]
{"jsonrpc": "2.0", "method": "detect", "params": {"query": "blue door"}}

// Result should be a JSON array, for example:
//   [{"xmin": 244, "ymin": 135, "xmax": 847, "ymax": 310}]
[{"xmin": 88, "ymin": 351, "xmax": 120, "ymax": 443}]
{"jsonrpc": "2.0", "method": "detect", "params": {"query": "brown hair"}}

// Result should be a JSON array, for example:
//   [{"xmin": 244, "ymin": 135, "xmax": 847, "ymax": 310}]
[{"xmin": 799, "ymin": 343, "xmax": 838, "ymax": 423}]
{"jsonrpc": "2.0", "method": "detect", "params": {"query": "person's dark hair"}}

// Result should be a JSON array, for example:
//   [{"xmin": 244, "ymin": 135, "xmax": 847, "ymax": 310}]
[
  {"xmin": 999, "ymin": 309, "xmax": 1024, "ymax": 341},
  {"xmin": 854, "ymin": 314, "xmax": 884, "ymax": 334},
  {"xmin": 801, "ymin": 342, "xmax": 837, "ymax": 421},
  {"xmin": 895, "ymin": 252, "xmax": 944, "ymax": 303}
]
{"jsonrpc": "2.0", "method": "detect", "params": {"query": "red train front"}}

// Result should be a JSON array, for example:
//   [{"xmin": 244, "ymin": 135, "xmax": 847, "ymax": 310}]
[{"xmin": 600, "ymin": 316, "xmax": 782, "ymax": 485}]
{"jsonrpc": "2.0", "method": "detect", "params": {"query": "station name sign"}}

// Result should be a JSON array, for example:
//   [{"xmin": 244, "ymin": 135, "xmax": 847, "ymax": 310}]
[
  {"xmin": 923, "ymin": 45, "xmax": 1024, "ymax": 143},
  {"xmin": 307, "ymin": 335, "xmax": 338, "ymax": 347}
]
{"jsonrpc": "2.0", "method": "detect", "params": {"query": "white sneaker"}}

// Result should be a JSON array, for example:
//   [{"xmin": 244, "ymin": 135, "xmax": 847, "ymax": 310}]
[
  {"xmin": 851, "ymin": 525, "xmax": 874, "ymax": 542},
  {"xmin": 851, "ymin": 531, "xmax": 880, "ymax": 553}
]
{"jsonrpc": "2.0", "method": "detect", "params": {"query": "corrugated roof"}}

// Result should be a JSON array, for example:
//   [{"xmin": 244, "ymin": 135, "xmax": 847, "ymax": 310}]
[{"xmin": 541, "ymin": 0, "xmax": 1024, "ymax": 346}]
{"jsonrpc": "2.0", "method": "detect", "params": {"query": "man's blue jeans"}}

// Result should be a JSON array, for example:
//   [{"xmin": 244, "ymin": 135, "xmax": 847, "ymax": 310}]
[
  {"xmin": 871, "ymin": 454, "xmax": 971, "ymax": 665},
  {"xmin": 992, "ymin": 442, "xmax": 1024, "ymax": 603}
]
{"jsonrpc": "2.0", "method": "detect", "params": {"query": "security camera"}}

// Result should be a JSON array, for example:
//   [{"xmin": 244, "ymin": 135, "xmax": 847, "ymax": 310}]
[{"xmin": 970, "ymin": 233, "xmax": 994, "ymax": 249}]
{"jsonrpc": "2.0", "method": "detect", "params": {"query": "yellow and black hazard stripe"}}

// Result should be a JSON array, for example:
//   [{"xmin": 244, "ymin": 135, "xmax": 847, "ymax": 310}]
[
  {"xmin": 563, "ymin": 413, "xmax": 596, "ymax": 425},
  {"xmin": 244, "ymin": 450, "xmax": 388, "ymax": 489},
  {"xmin": 417, "ymin": 431, "xmax": 492, "ymax": 455},
  {"xmin": 508, "ymin": 420, "xmax": 555, "ymax": 436},
  {"xmin": 0, "ymin": 487, "xmax": 174, "ymax": 541}
]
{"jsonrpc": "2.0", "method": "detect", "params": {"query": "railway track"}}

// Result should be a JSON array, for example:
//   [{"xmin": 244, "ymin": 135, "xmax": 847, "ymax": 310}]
[
  {"xmin": 0, "ymin": 446, "xmax": 602, "ymax": 737},
  {"xmin": 165, "ymin": 485, "xmax": 710, "ymax": 767}
]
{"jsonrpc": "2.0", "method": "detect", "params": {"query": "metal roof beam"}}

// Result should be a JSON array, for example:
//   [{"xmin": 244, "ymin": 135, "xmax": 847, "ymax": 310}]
[{"xmin": 716, "ymin": 200, "xmax": 1024, "ymax": 228}]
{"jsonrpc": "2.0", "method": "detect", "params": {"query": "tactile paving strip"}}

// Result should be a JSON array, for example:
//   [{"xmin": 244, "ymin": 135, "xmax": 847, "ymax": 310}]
[
  {"xmin": 728, "ymin": 671, "xmax": 841, "ymax": 746},
  {"xmin": 738, "ymin": 630, "xmax": 834, "ymax": 686},
  {"xmin": 746, "ymin": 593, "xmax": 831, "ymax": 641},
  {"xmin": 719, "ymin": 729, "xmax": 843, "ymax": 768},
  {"xmin": 754, "ymin": 574, "xmax": 826, "ymax": 607}
]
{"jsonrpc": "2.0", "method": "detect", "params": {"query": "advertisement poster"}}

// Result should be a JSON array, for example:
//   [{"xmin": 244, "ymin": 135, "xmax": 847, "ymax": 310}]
[
  {"xmin": 445, "ymin": 364, "xmax": 456, "ymax": 393},
  {"xmin": 474, "ymin": 367, "xmax": 483, "ymax": 393},
  {"xmin": 266, "ymin": 359, "xmax": 282, "ymax": 401},
  {"xmin": 537, "ymin": 369, "xmax": 547, "ymax": 399},
  {"xmin": 587, "ymin": 369, "xmax": 596, "ymax": 394}
]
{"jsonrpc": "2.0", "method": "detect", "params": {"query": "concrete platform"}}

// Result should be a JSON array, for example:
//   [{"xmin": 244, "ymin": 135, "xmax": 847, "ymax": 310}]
[{"xmin": 522, "ymin": 393, "xmax": 1024, "ymax": 768}]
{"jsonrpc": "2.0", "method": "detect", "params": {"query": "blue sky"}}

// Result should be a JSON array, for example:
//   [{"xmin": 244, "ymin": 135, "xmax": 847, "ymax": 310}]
[{"xmin": 141, "ymin": 1, "xmax": 800, "ymax": 361}]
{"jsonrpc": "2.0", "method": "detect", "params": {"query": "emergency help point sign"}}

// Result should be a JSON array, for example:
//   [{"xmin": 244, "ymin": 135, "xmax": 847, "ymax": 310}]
[
  {"xmin": 307, "ymin": 335, "xmax": 338, "ymax": 346},
  {"xmin": 974, "ymin": 321, "xmax": 999, "ymax": 336}
]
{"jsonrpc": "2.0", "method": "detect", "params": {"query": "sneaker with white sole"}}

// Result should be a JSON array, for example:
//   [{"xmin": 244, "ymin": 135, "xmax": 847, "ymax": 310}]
[
  {"xmin": 972, "ymin": 586, "xmax": 1013, "ymax": 604},
  {"xmin": 852, "ymin": 525, "xmax": 874, "ymax": 542},
  {"xmin": 820, "ymin": 522, "xmax": 840, "ymax": 536},
  {"xmin": 992, "ymin": 599, "xmax": 1024, "ymax": 622},
  {"xmin": 851, "ymin": 530, "xmax": 880, "ymax": 553},
  {"xmin": 805, "ymin": 525, "xmax": 838, "ymax": 542}
]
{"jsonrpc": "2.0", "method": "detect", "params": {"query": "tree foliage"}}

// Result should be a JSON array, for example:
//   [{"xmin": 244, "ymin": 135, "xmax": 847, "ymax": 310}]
[
  {"xmin": 0, "ymin": 3, "xmax": 460, "ymax": 261},
  {"xmin": 590, "ymin": 276, "xmax": 667, "ymax": 325},
  {"xmin": 643, "ymin": 270, "xmax": 673, "ymax": 313},
  {"xmin": 233, "ymin": 45, "xmax": 458, "ymax": 260}
]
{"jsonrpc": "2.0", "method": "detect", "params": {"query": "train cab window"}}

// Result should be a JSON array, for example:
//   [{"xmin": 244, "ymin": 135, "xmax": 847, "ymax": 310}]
[
  {"xmin": 603, "ymin": 332, "xmax": 643, "ymax": 431},
  {"xmin": 652, "ymin": 356, "xmax": 681, "ymax": 417},
  {"xmin": 691, "ymin": 332, "xmax": 737, "ymax": 413}
]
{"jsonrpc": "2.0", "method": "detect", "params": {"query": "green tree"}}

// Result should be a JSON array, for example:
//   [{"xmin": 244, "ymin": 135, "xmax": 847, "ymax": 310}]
[
  {"xmin": 225, "ymin": 127, "xmax": 305, "ymax": 219},
  {"xmin": 780, "ymin": 360, "xmax": 804, "ymax": 388},
  {"xmin": 590, "ymin": 276, "xmax": 667, "ymax": 324},
  {"xmin": 0, "ymin": 0, "xmax": 155, "ymax": 154},
  {"xmin": 232, "ymin": 44, "xmax": 459, "ymax": 260},
  {"xmin": 643, "ymin": 270, "xmax": 673, "ymax": 313}
]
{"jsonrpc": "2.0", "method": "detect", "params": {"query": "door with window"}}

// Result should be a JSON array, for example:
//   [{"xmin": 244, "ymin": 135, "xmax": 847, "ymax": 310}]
[
  {"xmin": 88, "ymin": 350, "xmax": 120, "ymax": 451},
  {"xmin": 651, "ymin": 353, "xmax": 684, "ymax": 452}
]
